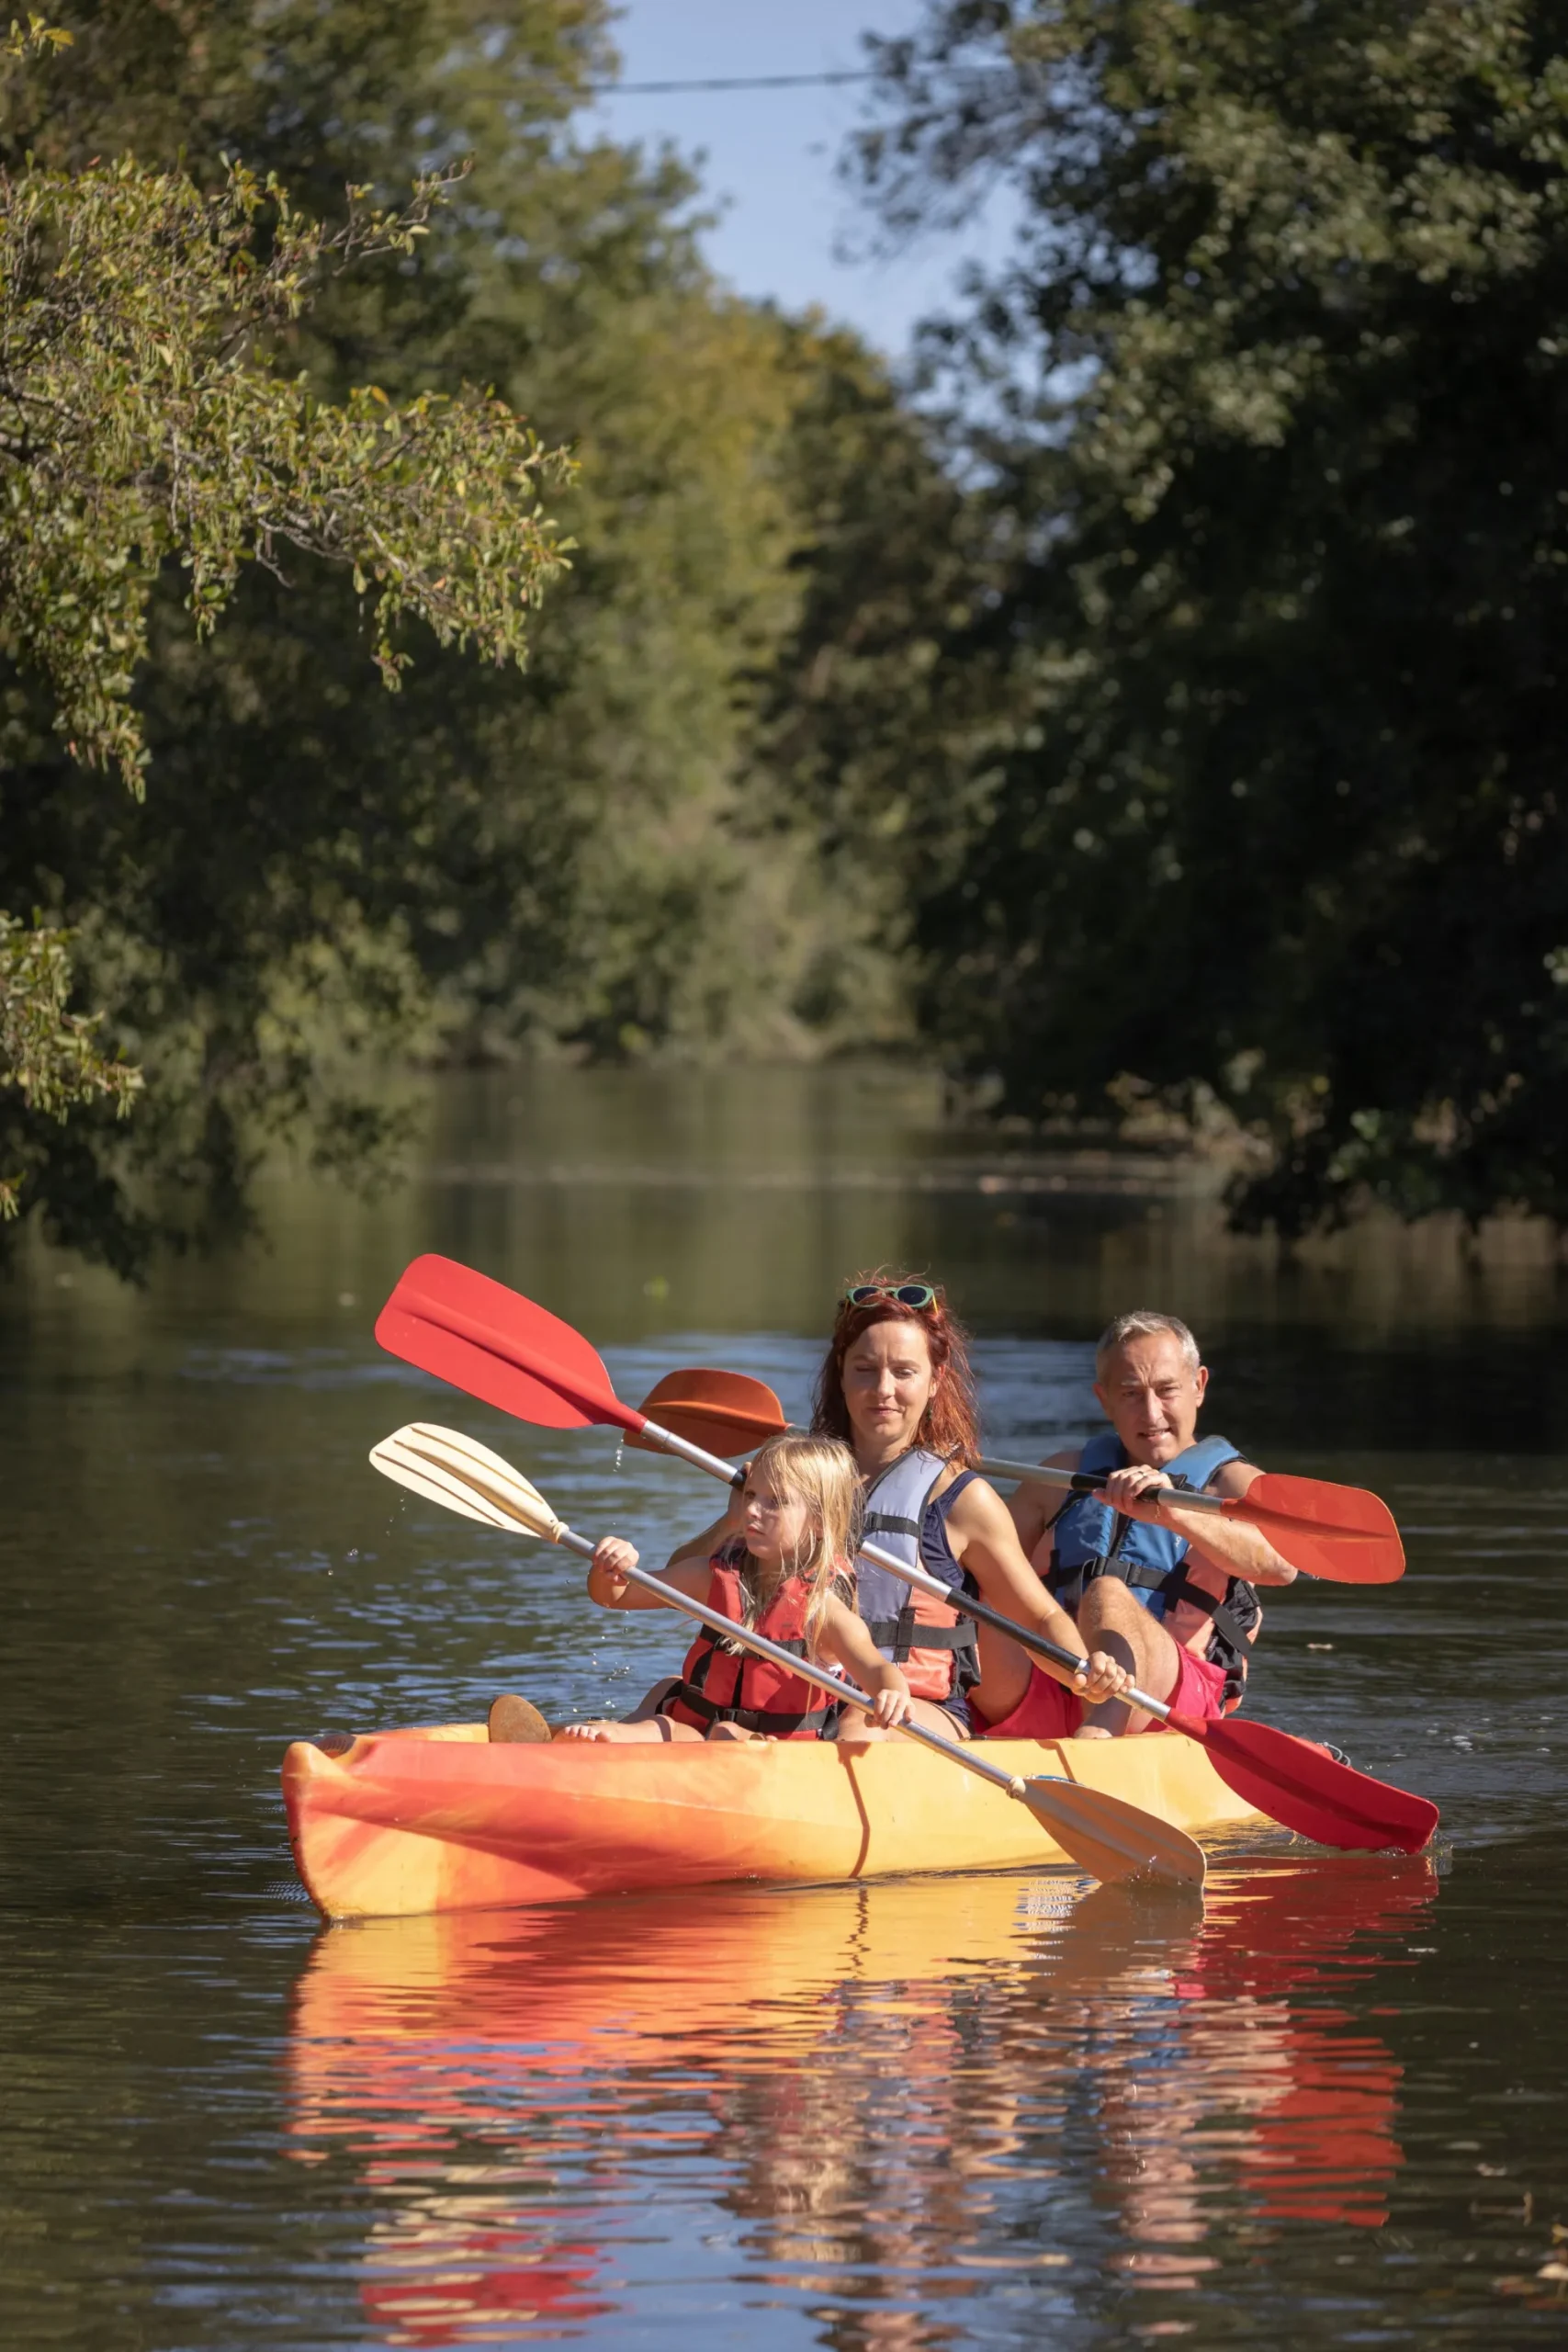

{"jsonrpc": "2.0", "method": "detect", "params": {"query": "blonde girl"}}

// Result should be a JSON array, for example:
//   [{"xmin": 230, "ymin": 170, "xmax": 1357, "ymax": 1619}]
[{"xmin": 556, "ymin": 1433, "xmax": 911, "ymax": 1744}]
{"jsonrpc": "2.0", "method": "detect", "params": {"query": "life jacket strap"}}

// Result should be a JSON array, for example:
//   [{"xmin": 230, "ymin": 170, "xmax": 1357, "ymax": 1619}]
[
  {"xmin": 863, "ymin": 1509, "xmax": 922, "ymax": 1539},
  {"xmin": 859, "ymin": 1616, "xmax": 976, "ymax": 1653},
  {"xmin": 660, "ymin": 1679, "xmax": 838, "ymax": 1737}
]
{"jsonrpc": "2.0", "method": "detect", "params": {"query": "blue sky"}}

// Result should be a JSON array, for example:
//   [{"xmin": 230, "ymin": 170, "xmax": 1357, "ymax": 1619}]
[{"xmin": 585, "ymin": 2, "xmax": 1013, "ymax": 357}]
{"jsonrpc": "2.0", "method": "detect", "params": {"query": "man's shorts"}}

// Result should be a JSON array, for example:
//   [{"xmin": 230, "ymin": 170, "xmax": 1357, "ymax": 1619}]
[
  {"xmin": 967, "ymin": 1664, "xmax": 1084, "ymax": 1741},
  {"xmin": 971, "ymin": 1643, "xmax": 1228, "ymax": 1738},
  {"xmin": 1165, "ymin": 1643, "xmax": 1228, "ymax": 1724}
]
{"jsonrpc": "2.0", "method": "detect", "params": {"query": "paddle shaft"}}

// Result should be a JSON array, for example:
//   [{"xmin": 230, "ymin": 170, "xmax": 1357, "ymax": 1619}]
[
  {"xmin": 981, "ymin": 1454, "xmax": 1231, "ymax": 1517},
  {"xmin": 634, "ymin": 1415, "xmax": 1173, "ymax": 1720},
  {"xmin": 547, "ymin": 1516, "xmax": 1049, "ymax": 1804}
]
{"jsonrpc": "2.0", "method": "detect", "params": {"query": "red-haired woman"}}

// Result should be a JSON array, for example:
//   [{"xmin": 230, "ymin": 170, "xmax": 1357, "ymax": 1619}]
[
  {"xmin": 667, "ymin": 1273, "xmax": 1127, "ymax": 1742},
  {"xmin": 808, "ymin": 1273, "xmax": 1125, "ymax": 1738}
]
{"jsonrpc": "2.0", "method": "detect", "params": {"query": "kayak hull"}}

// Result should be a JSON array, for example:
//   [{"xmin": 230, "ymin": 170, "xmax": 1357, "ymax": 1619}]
[{"xmin": 282, "ymin": 1724, "xmax": 1267, "ymax": 1920}]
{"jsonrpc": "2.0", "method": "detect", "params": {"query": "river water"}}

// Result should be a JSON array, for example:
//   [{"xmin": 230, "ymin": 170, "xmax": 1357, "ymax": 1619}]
[{"xmin": 4, "ymin": 1066, "xmax": 1567, "ymax": 2348}]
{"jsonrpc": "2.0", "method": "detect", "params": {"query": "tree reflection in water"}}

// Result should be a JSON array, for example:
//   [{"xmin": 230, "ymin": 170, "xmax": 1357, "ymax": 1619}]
[{"xmin": 287, "ymin": 1854, "xmax": 1437, "ymax": 2345}]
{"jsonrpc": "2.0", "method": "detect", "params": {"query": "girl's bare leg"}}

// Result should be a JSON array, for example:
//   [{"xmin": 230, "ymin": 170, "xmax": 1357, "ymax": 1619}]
[
  {"xmin": 555, "ymin": 1715, "xmax": 704, "ymax": 1743},
  {"xmin": 553, "ymin": 1675, "xmax": 699, "ymax": 1742}
]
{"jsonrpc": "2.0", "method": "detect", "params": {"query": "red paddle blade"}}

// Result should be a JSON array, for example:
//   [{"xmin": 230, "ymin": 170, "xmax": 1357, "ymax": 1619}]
[
  {"xmin": 1171, "ymin": 1713, "xmax": 1438, "ymax": 1854},
  {"xmin": 631, "ymin": 1370, "xmax": 790, "ymax": 1457},
  {"xmin": 1227, "ymin": 1474, "xmax": 1405, "ymax": 1585},
  {"xmin": 375, "ymin": 1255, "xmax": 638, "ymax": 1435}
]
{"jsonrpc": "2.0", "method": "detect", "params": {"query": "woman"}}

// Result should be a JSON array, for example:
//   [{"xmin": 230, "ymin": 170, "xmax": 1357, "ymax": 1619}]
[{"xmin": 670, "ymin": 1274, "xmax": 1127, "ymax": 1741}]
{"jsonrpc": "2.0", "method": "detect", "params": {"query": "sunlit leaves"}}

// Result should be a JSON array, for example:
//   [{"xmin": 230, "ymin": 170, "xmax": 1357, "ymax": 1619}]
[
  {"xmin": 0, "ymin": 911, "xmax": 141, "ymax": 1216},
  {"xmin": 0, "ymin": 148, "xmax": 574, "ymax": 791}
]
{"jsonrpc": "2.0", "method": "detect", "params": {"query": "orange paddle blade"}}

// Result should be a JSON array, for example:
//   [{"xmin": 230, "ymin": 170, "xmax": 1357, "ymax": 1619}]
[
  {"xmin": 1221, "ymin": 1474, "xmax": 1405, "ymax": 1584},
  {"xmin": 631, "ymin": 1370, "xmax": 790, "ymax": 1457}
]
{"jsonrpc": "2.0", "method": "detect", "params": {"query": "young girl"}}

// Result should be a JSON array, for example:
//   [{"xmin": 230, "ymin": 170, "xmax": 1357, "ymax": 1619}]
[{"xmin": 557, "ymin": 1433, "xmax": 912, "ymax": 1744}]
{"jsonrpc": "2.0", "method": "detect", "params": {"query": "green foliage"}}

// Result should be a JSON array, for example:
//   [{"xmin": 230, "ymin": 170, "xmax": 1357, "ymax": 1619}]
[
  {"xmin": 0, "ymin": 910, "xmax": 140, "ymax": 1217},
  {"xmin": 0, "ymin": 147, "xmax": 571, "ymax": 787},
  {"xmin": 0, "ymin": 1, "xmax": 969, "ymax": 1272},
  {"xmin": 861, "ymin": 0, "xmax": 1568, "ymax": 1231},
  {"xmin": 0, "ymin": 19, "xmax": 578, "ymax": 1258}
]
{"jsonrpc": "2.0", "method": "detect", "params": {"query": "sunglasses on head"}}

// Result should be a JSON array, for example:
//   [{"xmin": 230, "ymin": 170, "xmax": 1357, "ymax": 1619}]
[{"xmin": 842, "ymin": 1282, "xmax": 938, "ymax": 1310}]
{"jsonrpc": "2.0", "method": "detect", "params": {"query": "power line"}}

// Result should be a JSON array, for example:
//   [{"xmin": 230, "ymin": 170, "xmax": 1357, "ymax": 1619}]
[{"xmin": 588, "ymin": 71, "xmax": 879, "ymax": 96}]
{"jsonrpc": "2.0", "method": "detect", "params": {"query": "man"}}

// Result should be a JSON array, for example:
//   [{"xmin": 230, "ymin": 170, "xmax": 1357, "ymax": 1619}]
[{"xmin": 1008, "ymin": 1310, "xmax": 1296, "ymax": 1736}]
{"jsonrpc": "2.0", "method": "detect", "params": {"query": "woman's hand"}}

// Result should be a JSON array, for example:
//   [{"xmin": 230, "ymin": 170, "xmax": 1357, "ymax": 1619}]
[
  {"xmin": 1069, "ymin": 1648, "xmax": 1133, "ymax": 1704},
  {"xmin": 589, "ymin": 1535, "xmax": 638, "ymax": 1604},
  {"xmin": 870, "ymin": 1671, "xmax": 912, "ymax": 1729}
]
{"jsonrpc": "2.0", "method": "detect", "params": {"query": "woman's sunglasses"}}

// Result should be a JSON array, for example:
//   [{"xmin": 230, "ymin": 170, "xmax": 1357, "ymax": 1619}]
[{"xmin": 842, "ymin": 1282, "xmax": 938, "ymax": 1310}]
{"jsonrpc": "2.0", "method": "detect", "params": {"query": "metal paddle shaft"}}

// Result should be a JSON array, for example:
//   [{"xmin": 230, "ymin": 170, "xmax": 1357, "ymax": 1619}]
[
  {"xmin": 633, "ymin": 1368, "xmax": 1405, "ymax": 1585},
  {"xmin": 981, "ymin": 1455, "xmax": 1231, "ymax": 1513},
  {"xmin": 977, "ymin": 1454, "xmax": 1404, "ymax": 1585},
  {"xmin": 845, "ymin": 1533, "xmax": 1432, "ymax": 1852}
]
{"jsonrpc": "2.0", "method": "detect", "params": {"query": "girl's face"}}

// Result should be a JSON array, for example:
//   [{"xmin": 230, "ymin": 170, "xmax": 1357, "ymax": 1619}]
[
  {"xmin": 741, "ymin": 1471, "xmax": 815, "ymax": 1572},
  {"xmin": 840, "ymin": 1318, "xmax": 938, "ymax": 1456}
]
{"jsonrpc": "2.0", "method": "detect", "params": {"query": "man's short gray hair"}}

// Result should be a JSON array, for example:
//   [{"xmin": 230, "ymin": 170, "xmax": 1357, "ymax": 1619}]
[{"xmin": 1095, "ymin": 1311, "xmax": 1201, "ymax": 1380}]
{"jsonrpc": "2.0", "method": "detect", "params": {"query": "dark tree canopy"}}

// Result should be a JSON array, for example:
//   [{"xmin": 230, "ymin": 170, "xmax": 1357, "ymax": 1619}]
[{"xmin": 861, "ymin": 0, "xmax": 1568, "ymax": 1233}]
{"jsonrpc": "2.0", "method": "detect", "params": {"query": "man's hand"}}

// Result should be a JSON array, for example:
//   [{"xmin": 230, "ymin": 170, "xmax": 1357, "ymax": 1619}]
[{"xmin": 1099, "ymin": 1463, "xmax": 1179, "ymax": 1522}]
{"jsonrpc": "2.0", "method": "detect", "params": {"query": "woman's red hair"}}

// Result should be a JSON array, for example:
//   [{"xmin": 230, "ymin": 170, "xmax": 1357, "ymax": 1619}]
[{"xmin": 811, "ymin": 1268, "xmax": 981, "ymax": 1465}]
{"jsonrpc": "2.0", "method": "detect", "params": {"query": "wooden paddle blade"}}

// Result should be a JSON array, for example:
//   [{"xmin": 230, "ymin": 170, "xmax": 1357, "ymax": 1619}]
[
  {"xmin": 370, "ymin": 1421, "xmax": 566, "ymax": 1542},
  {"xmin": 1175, "ymin": 1713, "xmax": 1438, "ymax": 1854},
  {"xmin": 1020, "ymin": 1779, "xmax": 1207, "ymax": 1891},
  {"xmin": 630, "ymin": 1370, "xmax": 790, "ymax": 1458},
  {"xmin": 1226, "ymin": 1473, "xmax": 1405, "ymax": 1585},
  {"xmin": 370, "ymin": 1427, "xmax": 531, "ymax": 1534},
  {"xmin": 376, "ymin": 1255, "xmax": 634, "ymax": 1434}
]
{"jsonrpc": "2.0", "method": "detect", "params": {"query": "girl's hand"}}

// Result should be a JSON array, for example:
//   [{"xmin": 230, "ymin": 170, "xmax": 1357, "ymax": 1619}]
[
  {"xmin": 590, "ymin": 1535, "xmax": 638, "ymax": 1602},
  {"xmin": 1072, "ymin": 1648, "xmax": 1132, "ymax": 1704}
]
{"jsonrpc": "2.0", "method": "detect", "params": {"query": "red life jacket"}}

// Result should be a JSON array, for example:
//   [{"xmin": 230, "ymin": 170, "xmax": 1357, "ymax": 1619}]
[{"xmin": 661, "ymin": 1554, "xmax": 840, "ymax": 1739}]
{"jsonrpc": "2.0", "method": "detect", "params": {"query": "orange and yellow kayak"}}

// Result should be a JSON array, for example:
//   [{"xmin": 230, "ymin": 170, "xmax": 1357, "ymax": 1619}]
[{"xmin": 282, "ymin": 1723, "xmax": 1268, "ymax": 1920}]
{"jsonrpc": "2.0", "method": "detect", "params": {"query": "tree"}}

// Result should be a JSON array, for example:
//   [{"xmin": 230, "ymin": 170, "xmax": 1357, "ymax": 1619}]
[
  {"xmin": 0, "ymin": 17, "xmax": 573, "ymax": 1260},
  {"xmin": 0, "ymin": 1, "xmax": 987, "ymax": 1273},
  {"xmin": 859, "ymin": 0, "xmax": 1568, "ymax": 1231}
]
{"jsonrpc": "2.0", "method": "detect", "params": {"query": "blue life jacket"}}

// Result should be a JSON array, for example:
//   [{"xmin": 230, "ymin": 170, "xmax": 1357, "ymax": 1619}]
[
  {"xmin": 854, "ymin": 1447, "xmax": 981, "ymax": 1706},
  {"xmin": 1045, "ymin": 1430, "xmax": 1261, "ymax": 1707}
]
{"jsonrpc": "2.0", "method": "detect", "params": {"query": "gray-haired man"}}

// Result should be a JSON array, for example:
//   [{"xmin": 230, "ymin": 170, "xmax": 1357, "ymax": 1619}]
[{"xmin": 1008, "ymin": 1311, "xmax": 1297, "ymax": 1736}]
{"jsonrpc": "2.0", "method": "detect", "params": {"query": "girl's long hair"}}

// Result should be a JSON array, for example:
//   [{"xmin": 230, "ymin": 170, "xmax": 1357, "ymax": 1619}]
[
  {"xmin": 727, "ymin": 1431, "xmax": 861, "ymax": 1656},
  {"xmin": 811, "ymin": 1269, "xmax": 980, "ymax": 1466}
]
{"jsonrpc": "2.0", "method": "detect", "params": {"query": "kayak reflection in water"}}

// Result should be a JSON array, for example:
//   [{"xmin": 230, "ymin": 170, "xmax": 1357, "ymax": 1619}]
[
  {"xmin": 1010, "ymin": 1309, "xmax": 1299, "ymax": 1737},
  {"xmin": 283, "ymin": 1856, "xmax": 1433, "ymax": 2345},
  {"xmin": 554, "ymin": 1431, "xmax": 915, "ymax": 1744}
]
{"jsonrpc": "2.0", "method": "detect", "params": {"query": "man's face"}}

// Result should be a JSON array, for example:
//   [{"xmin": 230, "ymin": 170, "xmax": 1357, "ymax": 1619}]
[{"xmin": 1093, "ymin": 1332, "xmax": 1208, "ymax": 1466}]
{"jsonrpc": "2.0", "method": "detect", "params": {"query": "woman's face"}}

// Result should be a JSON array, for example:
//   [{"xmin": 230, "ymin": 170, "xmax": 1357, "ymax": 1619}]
[
  {"xmin": 839, "ymin": 1318, "xmax": 938, "ymax": 1457},
  {"xmin": 741, "ymin": 1471, "xmax": 814, "ymax": 1572}
]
